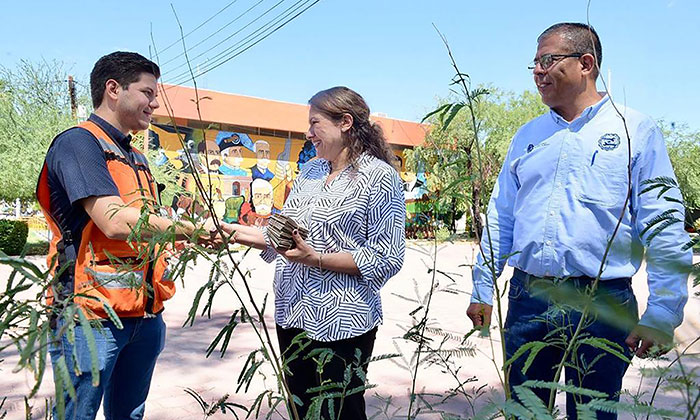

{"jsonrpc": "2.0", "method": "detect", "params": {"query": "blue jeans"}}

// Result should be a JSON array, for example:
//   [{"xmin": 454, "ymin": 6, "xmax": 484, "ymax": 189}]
[
  {"xmin": 49, "ymin": 313, "xmax": 166, "ymax": 420},
  {"xmin": 504, "ymin": 269, "xmax": 638, "ymax": 420}
]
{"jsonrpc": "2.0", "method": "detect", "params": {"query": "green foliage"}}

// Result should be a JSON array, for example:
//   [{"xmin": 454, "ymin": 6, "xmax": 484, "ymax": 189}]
[
  {"xmin": 0, "ymin": 219, "xmax": 29, "ymax": 255},
  {"xmin": 639, "ymin": 208, "xmax": 683, "ymax": 245},
  {"xmin": 504, "ymin": 341, "xmax": 549, "ymax": 375},
  {"xmin": 521, "ymin": 380, "xmax": 607, "ymax": 399},
  {"xmin": 660, "ymin": 121, "xmax": 700, "ymax": 211},
  {"xmin": 206, "ymin": 309, "xmax": 240, "ymax": 358},
  {"xmin": 131, "ymin": 132, "xmax": 185, "ymax": 208},
  {"xmin": 640, "ymin": 175, "xmax": 699, "ymax": 294},
  {"xmin": 512, "ymin": 385, "xmax": 554, "ymax": 419},
  {"xmin": 2, "ymin": 45, "xmax": 697, "ymax": 420},
  {"xmin": 0, "ymin": 251, "xmax": 111, "ymax": 420},
  {"xmin": 584, "ymin": 398, "xmax": 682, "ymax": 418},
  {"xmin": 76, "ymin": 309, "xmax": 101, "ymax": 387},
  {"xmin": 24, "ymin": 240, "xmax": 49, "ymax": 256},
  {"xmin": 576, "ymin": 337, "xmax": 629, "ymax": 364},
  {"xmin": 629, "ymin": 338, "xmax": 700, "ymax": 420},
  {"xmin": 434, "ymin": 226, "xmax": 451, "ymax": 242},
  {"xmin": 0, "ymin": 60, "xmax": 87, "ymax": 201},
  {"xmin": 183, "ymin": 387, "xmax": 247, "ymax": 419},
  {"xmin": 406, "ymin": 88, "xmax": 546, "ymax": 236}
]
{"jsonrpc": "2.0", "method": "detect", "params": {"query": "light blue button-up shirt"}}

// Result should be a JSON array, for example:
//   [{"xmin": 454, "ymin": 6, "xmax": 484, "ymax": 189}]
[{"xmin": 472, "ymin": 95, "xmax": 691, "ymax": 335}]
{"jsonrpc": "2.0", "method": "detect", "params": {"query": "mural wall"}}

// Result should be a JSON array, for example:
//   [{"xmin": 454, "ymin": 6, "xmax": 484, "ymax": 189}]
[{"xmin": 149, "ymin": 123, "xmax": 426, "ymax": 226}]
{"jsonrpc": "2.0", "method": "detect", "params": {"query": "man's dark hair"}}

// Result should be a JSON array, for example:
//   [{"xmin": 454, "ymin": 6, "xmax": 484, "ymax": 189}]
[
  {"xmin": 90, "ymin": 51, "xmax": 160, "ymax": 108},
  {"xmin": 538, "ymin": 23, "xmax": 602, "ymax": 78}
]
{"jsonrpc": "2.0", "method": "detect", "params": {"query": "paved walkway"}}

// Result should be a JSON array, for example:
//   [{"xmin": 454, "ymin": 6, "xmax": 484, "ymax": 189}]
[{"xmin": 1, "ymin": 241, "xmax": 698, "ymax": 419}]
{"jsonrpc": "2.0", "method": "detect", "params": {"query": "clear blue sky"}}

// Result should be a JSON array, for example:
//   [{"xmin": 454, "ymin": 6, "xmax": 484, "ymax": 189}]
[{"xmin": 2, "ymin": 0, "xmax": 698, "ymax": 130}]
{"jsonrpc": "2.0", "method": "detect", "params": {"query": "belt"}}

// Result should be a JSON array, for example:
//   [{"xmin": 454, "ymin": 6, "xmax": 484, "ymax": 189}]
[{"xmin": 512, "ymin": 268, "xmax": 631, "ymax": 290}]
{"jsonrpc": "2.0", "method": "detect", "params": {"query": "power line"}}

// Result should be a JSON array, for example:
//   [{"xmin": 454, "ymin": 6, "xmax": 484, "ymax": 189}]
[
  {"xmin": 165, "ymin": 0, "xmax": 307, "ymax": 85},
  {"xmin": 166, "ymin": 0, "xmax": 319, "ymax": 86},
  {"xmin": 181, "ymin": 0, "xmax": 320, "ymax": 83},
  {"xmin": 157, "ymin": 0, "xmax": 242, "ymax": 57},
  {"xmin": 158, "ymin": 0, "xmax": 267, "ymax": 68},
  {"xmin": 164, "ymin": 0, "xmax": 308, "ymax": 83},
  {"xmin": 161, "ymin": 0, "xmax": 287, "ymax": 78}
]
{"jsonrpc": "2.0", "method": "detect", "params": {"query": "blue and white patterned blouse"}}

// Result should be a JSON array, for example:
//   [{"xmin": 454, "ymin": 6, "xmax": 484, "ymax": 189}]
[{"xmin": 260, "ymin": 153, "xmax": 406, "ymax": 342}]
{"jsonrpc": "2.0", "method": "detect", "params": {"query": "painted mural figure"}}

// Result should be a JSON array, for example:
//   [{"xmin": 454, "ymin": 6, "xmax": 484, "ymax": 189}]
[
  {"xmin": 219, "ymin": 133, "xmax": 250, "ymax": 177},
  {"xmin": 150, "ymin": 122, "xmax": 425, "ymax": 230},
  {"xmin": 238, "ymin": 178, "xmax": 274, "ymax": 226},
  {"xmin": 223, "ymin": 195, "xmax": 245, "ymax": 223},
  {"xmin": 250, "ymin": 140, "xmax": 274, "ymax": 182},
  {"xmin": 271, "ymin": 138, "xmax": 294, "ymax": 208},
  {"xmin": 196, "ymin": 140, "xmax": 222, "ymax": 174},
  {"xmin": 297, "ymin": 139, "xmax": 317, "ymax": 171}
]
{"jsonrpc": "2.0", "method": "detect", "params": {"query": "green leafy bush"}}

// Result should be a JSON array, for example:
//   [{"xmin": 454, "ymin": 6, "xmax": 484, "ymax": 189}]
[
  {"xmin": 435, "ymin": 226, "xmax": 451, "ymax": 242},
  {"xmin": 0, "ymin": 219, "xmax": 29, "ymax": 255},
  {"xmin": 24, "ymin": 240, "xmax": 49, "ymax": 256}
]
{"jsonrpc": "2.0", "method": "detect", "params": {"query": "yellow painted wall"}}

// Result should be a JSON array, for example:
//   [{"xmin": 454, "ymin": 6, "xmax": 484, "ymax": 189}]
[
  {"xmin": 149, "ymin": 124, "xmax": 422, "ymax": 226},
  {"xmin": 150, "ymin": 125, "xmax": 314, "ymax": 226}
]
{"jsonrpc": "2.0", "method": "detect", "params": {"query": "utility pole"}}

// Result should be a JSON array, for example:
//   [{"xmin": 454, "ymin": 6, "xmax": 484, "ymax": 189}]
[{"xmin": 68, "ymin": 75, "xmax": 77, "ymax": 121}]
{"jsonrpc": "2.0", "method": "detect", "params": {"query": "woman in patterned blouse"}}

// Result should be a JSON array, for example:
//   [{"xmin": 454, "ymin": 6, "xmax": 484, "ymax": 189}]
[{"xmin": 221, "ymin": 86, "xmax": 406, "ymax": 420}]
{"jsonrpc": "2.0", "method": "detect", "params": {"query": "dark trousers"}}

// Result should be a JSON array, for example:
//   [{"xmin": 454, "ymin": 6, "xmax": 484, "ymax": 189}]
[
  {"xmin": 276, "ymin": 325, "xmax": 377, "ymax": 420},
  {"xmin": 505, "ymin": 269, "xmax": 638, "ymax": 420}
]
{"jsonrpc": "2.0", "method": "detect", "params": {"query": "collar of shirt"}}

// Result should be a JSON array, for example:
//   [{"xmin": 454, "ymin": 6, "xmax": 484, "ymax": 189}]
[
  {"xmin": 319, "ymin": 152, "xmax": 374, "ymax": 175},
  {"xmin": 88, "ymin": 113, "xmax": 133, "ymax": 152},
  {"xmin": 549, "ymin": 94, "xmax": 611, "ymax": 129}
]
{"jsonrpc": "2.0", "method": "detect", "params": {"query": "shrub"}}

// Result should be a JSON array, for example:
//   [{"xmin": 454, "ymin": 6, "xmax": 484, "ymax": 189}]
[
  {"xmin": 0, "ymin": 219, "xmax": 29, "ymax": 255},
  {"xmin": 24, "ymin": 240, "xmax": 49, "ymax": 256},
  {"xmin": 435, "ymin": 226, "xmax": 451, "ymax": 242}
]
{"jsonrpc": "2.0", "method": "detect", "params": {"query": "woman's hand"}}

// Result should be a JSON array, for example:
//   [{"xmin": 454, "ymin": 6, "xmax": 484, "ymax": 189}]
[
  {"xmin": 279, "ymin": 229, "xmax": 319, "ymax": 266},
  {"xmin": 218, "ymin": 222, "xmax": 267, "ymax": 249},
  {"xmin": 198, "ymin": 218, "xmax": 227, "ymax": 248},
  {"xmin": 219, "ymin": 222, "xmax": 236, "ymax": 240}
]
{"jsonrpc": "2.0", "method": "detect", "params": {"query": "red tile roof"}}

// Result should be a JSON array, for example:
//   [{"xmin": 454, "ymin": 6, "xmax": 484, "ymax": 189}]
[{"xmin": 154, "ymin": 84, "xmax": 427, "ymax": 147}]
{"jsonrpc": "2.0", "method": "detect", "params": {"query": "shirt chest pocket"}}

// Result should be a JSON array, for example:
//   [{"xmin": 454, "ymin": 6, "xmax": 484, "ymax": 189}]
[{"xmin": 575, "ymin": 148, "xmax": 629, "ymax": 207}]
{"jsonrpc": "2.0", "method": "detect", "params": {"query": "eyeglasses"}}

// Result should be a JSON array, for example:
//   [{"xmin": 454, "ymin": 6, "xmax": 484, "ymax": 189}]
[{"xmin": 528, "ymin": 53, "xmax": 583, "ymax": 71}]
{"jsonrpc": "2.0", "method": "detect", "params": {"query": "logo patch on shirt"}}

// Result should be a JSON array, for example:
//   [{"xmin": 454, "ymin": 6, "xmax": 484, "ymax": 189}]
[
  {"xmin": 598, "ymin": 133, "xmax": 620, "ymax": 151},
  {"xmin": 525, "ymin": 141, "xmax": 548, "ymax": 153}
]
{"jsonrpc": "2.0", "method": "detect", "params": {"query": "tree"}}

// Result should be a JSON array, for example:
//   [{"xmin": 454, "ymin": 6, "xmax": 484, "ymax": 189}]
[
  {"xmin": 659, "ymin": 121, "xmax": 700, "ymax": 225},
  {"xmin": 405, "ymin": 87, "xmax": 547, "ymax": 236},
  {"xmin": 0, "ymin": 60, "xmax": 83, "ymax": 202}
]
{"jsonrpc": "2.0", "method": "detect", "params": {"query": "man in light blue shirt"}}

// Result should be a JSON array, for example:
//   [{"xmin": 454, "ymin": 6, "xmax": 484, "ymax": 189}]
[{"xmin": 467, "ymin": 22, "xmax": 691, "ymax": 419}]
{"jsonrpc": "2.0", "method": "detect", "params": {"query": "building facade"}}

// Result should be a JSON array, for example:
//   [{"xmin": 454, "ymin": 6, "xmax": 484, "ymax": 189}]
[{"xmin": 149, "ymin": 84, "xmax": 427, "ymax": 226}]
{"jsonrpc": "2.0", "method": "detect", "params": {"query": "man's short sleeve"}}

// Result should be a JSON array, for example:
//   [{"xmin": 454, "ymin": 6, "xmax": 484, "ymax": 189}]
[{"xmin": 47, "ymin": 127, "xmax": 120, "ymax": 205}]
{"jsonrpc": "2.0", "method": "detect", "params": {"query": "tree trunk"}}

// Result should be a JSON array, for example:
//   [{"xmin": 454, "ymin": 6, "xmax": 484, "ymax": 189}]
[
  {"xmin": 472, "ymin": 184, "xmax": 482, "ymax": 240},
  {"xmin": 465, "ymin": 147, "xmax": 483, "ymax": 239}
]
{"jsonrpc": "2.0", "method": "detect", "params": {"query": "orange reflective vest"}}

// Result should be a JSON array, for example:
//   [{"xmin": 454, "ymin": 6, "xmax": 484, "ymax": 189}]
[{"xmin": 36, "ymin": 120, "xmax": 175, "ymax": 319}]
